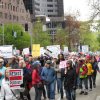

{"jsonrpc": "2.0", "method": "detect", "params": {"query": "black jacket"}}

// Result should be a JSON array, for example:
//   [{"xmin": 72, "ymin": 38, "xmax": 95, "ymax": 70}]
[{"xmin": 64, "ymin": 67, "xmax": 76, "ymax": 89}]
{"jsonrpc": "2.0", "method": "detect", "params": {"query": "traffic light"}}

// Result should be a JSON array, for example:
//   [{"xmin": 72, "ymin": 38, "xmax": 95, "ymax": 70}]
[{"xmin": 25, "ymin": 23, "xmax": 28, "ymax": 31}]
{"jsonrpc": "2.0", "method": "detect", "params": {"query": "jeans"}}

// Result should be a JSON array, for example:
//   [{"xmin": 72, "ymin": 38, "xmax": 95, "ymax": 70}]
[
  {"xmin": 34, "ymin": 85, "xmax": 42, "ymax": 100},
  {"xmin": 92, "ymin": 72, "xmax": 97, "ymax": 86},
  {"xmin": 57, "ymin": 78, "xmax": 63, "ymax": 98},
  {"xmin": 79, "ymin": 78, "xmax": 88, "ymax": 91},
  {"xmin": 65, "ymin": 88, "xmax": 76, "ymax": 100},
  {"xmin": 46, "ymin": 81, "xmax": 56, "ymax": 99},
  {"xmin": 88, "ymin": 75, "xmax": 92, "ymax": 89}
]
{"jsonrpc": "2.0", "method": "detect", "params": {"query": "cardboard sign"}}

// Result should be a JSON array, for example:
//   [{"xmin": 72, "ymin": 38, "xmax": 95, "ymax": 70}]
[
  {"xmin": 9, "ymin": 69, "xmax": 23, "ymax": 89},
  {"xmin": 32, "ymin": 44, "xmax": 40, "ymax": 57},
  {"xmin": 0, "ymin": 45, "xmax": 13, "ymax": 58},
  {"xmin": 59, "ymin": 61, "xmax": 67, "ymax": 68}
]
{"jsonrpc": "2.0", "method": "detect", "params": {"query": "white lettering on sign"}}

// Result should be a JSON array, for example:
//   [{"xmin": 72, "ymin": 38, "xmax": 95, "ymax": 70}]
[{"xmin": 10, "ymin": 71, "xmax": 21, "ymax": 76}]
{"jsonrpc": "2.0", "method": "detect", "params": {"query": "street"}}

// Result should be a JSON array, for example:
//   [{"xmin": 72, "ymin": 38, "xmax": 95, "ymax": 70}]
[{"xmin": 29, "ymin": 73, "xmax": 100, "ymax": 100}]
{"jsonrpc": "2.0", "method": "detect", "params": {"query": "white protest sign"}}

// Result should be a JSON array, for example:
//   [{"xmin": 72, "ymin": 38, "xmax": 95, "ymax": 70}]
[
  {"xmin": 0, "ymin": 45, "xmax": 13, "ymax": 58},
  {"xmin": 64, "ymin": 47, "xmax": 68, "ymax": 53},
  {"xmin": 23, "ymin": 48, "xmax": 30, "ymax": 55},
  {"xmin": 9, "ymin": 69, "xmax": 23, "ymax": 89},
  {"xmin": 40, "ymin": 47, "xmax": 46, "ymax": 56},
  {"xmin": 82, "ymin": 45, "xmax": 89, "ymax": 53},
  {"xmin": 47, "ymin": 45, "xmax": 60, "ymax": 58},
  {"xmin": 59, "ymin": 61, "xmax": 67, "ymax": 68}
]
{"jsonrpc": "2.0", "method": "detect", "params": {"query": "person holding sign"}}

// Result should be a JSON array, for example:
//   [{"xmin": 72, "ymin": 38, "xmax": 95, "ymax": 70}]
[{"xmin": 1, "ymin": 68, "xmax": 20, "ymax": 100}]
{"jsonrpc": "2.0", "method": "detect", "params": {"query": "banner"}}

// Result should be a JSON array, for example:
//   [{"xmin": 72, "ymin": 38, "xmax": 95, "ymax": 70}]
[
  {"xmin": 23, "ymin": 48, "xmax": 30, "ymax": 55},
  {"xmin": 9, "ymin": 69, "xmax": 23, "ymax": 89},
  {"xmin": 0, "ymin": 45, "xmax": 13, "ymax": 58},
  {"xmin": 59, "ymin": 61, "xmax": 67, "ymax": 68},
  {"xmin": 32, "ymin": 44, "xmax": 40, "ymax": 57}
]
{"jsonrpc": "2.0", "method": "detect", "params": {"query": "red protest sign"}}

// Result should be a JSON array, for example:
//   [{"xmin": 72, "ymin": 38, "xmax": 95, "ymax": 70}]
[{"xmin": 9, "ymin": 69, "xmax": 23, "ymax": 89}]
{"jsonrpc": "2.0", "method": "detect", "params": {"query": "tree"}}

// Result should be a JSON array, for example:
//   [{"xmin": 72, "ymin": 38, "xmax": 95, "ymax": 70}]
[
  {"xmin": 32, "ymin": 20, "xmax": 51, "ymax": 47},
  {"xmin": 0, "ymin": 23, "xmax": 31, "ymax": 50},
  {"xmin": 79, "ymin": 21, "xmax": 99, "ymax": 51},
  {"xmin": 54, "ymin": 27, "xmax": 68, "ymax": 47},
  {"xmin": 65, "ymin": 15, "xmax": 80, "ymax": 51},
  {"xmin": 89, "ymin": 0, "xmax": 100, "ymax": 20}
]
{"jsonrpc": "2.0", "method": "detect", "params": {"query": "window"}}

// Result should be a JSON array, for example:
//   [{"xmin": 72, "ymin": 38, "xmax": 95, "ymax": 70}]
[
  {"xmin": 48, "ymin": 10, "xmax": 53, "ymax": 12},
  {"xmin": 5, "ymin": 13, "xmax": 7, "ymax": 19},
  {"xmin": 9, "ymin": 14, "xmax": 12, "ymax": 20},
  {"xmin": 47, "ymin": 4, "xmax": 53, "ymax": 7},
  {"xmin": 0, "ymin": 12, "xmax": 3, "ymax": 18},
  {"xmin": 13, "ymin": 6, "xmax": 15, "ymax": 11},
  {"xmin": 47, "ymin": 0, "xmax": 53, "ymax": 2}
]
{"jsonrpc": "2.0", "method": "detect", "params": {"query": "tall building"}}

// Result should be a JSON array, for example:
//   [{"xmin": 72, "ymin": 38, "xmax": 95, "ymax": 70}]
[
  {"xmin": 23, "ymin": 0, "xmax": 64, "ymax": 18},
  {"xmin": 0, "ymin": 0, "xmax": 31, "ymax": 28},
  {"xmin": 23, "ymin": 0, "xmax": 64, "ymax": 44}
]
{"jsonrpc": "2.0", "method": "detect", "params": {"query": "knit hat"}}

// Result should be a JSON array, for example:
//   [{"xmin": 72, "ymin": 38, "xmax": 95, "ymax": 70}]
[
  {"xmin": 46, "ymin": 60, "xmax": 52, "ymax": 64},
  {"xmin": 32, "ymin": 61, "xmax": 41, "ymax": 68}
]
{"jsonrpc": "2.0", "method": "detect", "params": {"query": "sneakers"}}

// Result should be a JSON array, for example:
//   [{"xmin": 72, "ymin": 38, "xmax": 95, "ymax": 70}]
[
  {"xmin": 84, "ymin": 92, "xmax": 88, "ymax": 95},
  {"xmin": 80, "ymin": 91, "xmax": 88, "ymax": 95},
  {"xmin": 79, "ymin": 91, "xmax": 84, "ymax": 95}
]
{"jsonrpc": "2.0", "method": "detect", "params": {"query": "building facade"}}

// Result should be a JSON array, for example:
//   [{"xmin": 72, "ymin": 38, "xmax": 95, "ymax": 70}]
[
  {"xmin": 0, "ymin": 0, "xmax": 31, "ymax": 27},
  {"xmin": 23, "ymin": 0, "xmax": 64, "ymax": 18},
  {"xmin": 23, "ymin": 0, "xmax": 64, "ymax": 44}
]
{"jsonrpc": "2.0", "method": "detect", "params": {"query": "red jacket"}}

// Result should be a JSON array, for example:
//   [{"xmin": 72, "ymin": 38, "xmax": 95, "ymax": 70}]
[{"xmin": 32, "ymin": 69, "xmax": 41, "ymax": 85}]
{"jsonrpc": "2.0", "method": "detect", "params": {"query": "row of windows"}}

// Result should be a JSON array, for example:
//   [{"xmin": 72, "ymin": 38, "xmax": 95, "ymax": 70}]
[
  {"xmin": 0, "ymin": 12, "xmax": 25, "ymax": 21},
  {"xmin": 0, "ymin": 2, "xmax": 25, "ymax": 13},
  {"xmin": 47, "ymin": 0, "xmax": 57, "ymax": 2}
]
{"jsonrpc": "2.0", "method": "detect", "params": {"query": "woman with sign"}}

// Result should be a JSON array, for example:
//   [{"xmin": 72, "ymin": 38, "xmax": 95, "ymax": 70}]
[{"xmin": 1, "ymin": 68, "xmax": 20, "ymax": 100}]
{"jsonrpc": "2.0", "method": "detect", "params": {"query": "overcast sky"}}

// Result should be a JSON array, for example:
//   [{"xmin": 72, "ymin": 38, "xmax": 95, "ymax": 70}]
[{"xmin": 64, "ymin": 0, "xmax": 92, "ymax": 21}]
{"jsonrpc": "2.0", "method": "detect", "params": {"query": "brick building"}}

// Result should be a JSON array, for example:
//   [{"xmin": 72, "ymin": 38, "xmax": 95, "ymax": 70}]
[{"xmin": 0, "ymin": 0, "xmax": 31, "ymax": 27}]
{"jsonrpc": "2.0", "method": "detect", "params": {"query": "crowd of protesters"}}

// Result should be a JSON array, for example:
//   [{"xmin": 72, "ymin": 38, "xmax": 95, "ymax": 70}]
[{"xmin": 0, "ymin": 52, "xmax": 100, "ymax": 100}]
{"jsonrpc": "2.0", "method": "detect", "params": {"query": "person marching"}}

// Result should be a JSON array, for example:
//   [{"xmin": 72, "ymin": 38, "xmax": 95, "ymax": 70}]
[
  {"xmin": 64, "ymin": 60, "xmax": 77, "ymax": 100},
  {"xmin": 79, "ymin": 58, "xmax": 88, "ymax": 95}
]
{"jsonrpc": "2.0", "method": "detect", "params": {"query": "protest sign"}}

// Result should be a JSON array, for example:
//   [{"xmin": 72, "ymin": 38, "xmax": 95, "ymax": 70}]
[
  {"xmin": 23, "ymin": 48, "xmax": 30, "ymax": 55},
  {"xmin": 0, "ymin": 45, "xmax": 13, "ymax": 58},
  {"xmin": 32, "ymin": 44, "xmax": 40, "ymax": 57},
  {"xmin": 46, "ymin": 45, "xmax": 60, "ymax": 58},
  {"xmin": 59, "ymin": 61, "xmax": 67, "ymax": 68},
  {"xmin": 82, "ymin": 45, "xmax": 89, "ymax": 54},
  {"xmin": 9, "ymin": 69, "xmax": 23, "ymax": 89}
]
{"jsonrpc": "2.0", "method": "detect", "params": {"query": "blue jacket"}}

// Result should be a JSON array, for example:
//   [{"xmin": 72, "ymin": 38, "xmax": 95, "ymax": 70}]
[
  {"xmin": 41, "ymin": 67, "xmax": 56, "ymax": 84},
  {"xmin": 0, "ymin": 66, "xmax": 6, "ymax": 86}
]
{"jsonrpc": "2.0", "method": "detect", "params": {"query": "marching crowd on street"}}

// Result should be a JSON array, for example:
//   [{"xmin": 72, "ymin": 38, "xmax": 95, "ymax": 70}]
[{"xmin": 0, "ymin": 52, "xmax": 100, "ymax": 100}]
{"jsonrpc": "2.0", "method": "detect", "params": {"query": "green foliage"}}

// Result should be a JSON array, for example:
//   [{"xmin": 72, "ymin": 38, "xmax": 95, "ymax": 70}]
[
  {"xmin": 0, "ymin": 23, "xmax": 30, "ymax": 50},
  {"xmin": 80, "ymin": 22, "xmax": 100, "ymax": 51},
  {"xmin": 54, "ymin": 27, "xmax": 69, "ymax": 47},
  {"xmin": 32, "ymin": 20, "xmax": 51, "ymax": 47}
]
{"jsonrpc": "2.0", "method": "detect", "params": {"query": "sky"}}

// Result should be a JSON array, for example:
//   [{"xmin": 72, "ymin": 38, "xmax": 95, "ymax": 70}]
[{"xmin": 64, "ymin": 0, "xmax": 92, "ymax": 21}]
